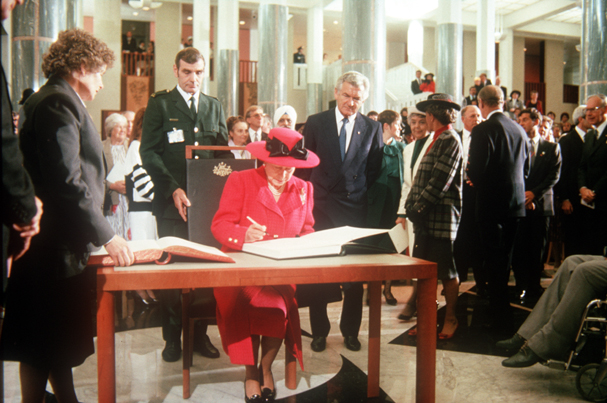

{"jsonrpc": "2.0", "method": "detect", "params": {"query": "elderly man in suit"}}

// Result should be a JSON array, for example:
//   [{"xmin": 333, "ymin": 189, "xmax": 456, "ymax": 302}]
[
  {"xmin": 298, "ymin": 71, "xmax": 383, "ymax": 352},
  {"xmin": 403, "ymin": 93, "xmax": 463, "ymax": 339},
  {"xmin": 497, "ymin": 253, "xmax": 607, "ymax": 367},
  {"xmin": 140, "ymin": 47, "xmax": 232, "ymax": 362},
  {"xmin": 557, "ymin": 105, "xmax": 592, "ymax": 256},
  {"xmin": 512, "ymin": 108, "xmax": 561, "ymax": 303},
  {"xmin": 578, "ymin": 94, "xmax": 607, "ymax": 255},
  {"xmin": 467, "ymin": 85, "xmax": 530, "ymax": 323}
]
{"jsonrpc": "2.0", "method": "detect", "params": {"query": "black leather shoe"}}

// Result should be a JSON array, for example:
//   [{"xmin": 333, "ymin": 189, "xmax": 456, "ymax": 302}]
[
  {"xmin": 162, "ymin": 341, "xmax": 182, "ymax": 362},
  {"xmin": 245, "ymin": 393, "xmax": 263, "ymax": 403},
  {"xmin": 310, "ymin": 336, "xmax": 326, "ymax": 352},
  {"xmin": 261, "ymin": 387, "xmax": 276, "ymax": 402},
  {"xmin": 502, "ymin": 345, "xmax": 543, "ymax": 368},
  {"xmin": 344, "ymin": 336, "xmax": 361, "ymax": 351},
  {"xmin": 195, "ymin": 334, "xmax": 220, "ymax": 358},
  {"xmin": 496, "ymin": 333, "xmax": 526, "ymax": 350}
]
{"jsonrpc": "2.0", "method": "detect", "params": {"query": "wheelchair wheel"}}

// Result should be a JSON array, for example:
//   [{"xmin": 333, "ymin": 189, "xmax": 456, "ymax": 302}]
[{"xmin": 576, "ymin": 363, "xmax": 607, "ymax": 402}]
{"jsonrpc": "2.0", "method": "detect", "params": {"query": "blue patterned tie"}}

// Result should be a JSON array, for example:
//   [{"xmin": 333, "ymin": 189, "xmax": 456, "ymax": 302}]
[{"xmin": 339, "ymin": 117, "xmax": 348, "ymax": 161}]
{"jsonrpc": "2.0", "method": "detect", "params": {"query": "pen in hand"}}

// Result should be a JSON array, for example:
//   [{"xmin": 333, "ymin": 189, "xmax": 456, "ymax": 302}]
[{"xmin": 246, "ymin": 216, "xmax": 267, "ymax": 242}]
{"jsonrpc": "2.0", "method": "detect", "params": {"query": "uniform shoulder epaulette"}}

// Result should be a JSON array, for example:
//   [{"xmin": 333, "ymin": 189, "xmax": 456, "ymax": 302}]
[{"xmin": 151, "ymin": 89, "xmax": 171, "ymax": 98}]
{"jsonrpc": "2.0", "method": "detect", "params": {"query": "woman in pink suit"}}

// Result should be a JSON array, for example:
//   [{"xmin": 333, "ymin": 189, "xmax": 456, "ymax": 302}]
[{"xmin": 211, "ymin": 127, "xmax": 320, "ymax": 403}]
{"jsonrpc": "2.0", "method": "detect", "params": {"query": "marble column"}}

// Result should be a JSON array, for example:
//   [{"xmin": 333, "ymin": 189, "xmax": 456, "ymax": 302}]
[
  {"xmin": 193, "ymin": 0, "xmax": 211, "ymax": 94},
  {"xmin": 67, "ymin": 0, "xmax": 83, "ymax": 29},
  {"xmin": 258, "ymin": 0, "xmax": 288, "ymax": 115},
  {"xmin": 217, "ymin": 0, "xmax": 239, "ymax": 117},
  {"xmin": 498, "ymin": 28, "xmax": 514, "ymax": 94},
  {"xmin": 436, "ymin": 0, "xmax": 462, "ymax": 102},
  {"xmin": 475, "ymin": 0, "xmax": 495, "ymax": 81},
  {"xmin": 306, "ymin": 3, "xmax": 323, "ymax": 118},
  {"xmin": 407, "ymin": 20, "xmax": 424, "ymax": 68},
  {"xmin": 10, "ymin": 0, "xmax": 71, "ymax": 108},
  {"xmin": 154, "ymin": 2, "xmax": 181, "ymax": 92},
  {"xmin": 580, "ymin": 0, "xmax": 607, "ymax": 100},
  {"xmin": 342, "ymin": 0, "xmax": 386, "ymax": 113}
]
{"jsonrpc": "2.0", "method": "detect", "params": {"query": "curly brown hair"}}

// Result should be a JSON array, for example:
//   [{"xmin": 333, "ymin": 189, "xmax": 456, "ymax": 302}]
[{"xmin": 42, "ymin": 28, "xmax": 115, "ymax": 78}]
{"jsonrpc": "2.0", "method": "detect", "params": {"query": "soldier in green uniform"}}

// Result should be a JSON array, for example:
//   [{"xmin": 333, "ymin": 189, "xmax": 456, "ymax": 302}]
[{"xmin": 140, "ymin": 47, "xmax": 233, "ymax": 363}]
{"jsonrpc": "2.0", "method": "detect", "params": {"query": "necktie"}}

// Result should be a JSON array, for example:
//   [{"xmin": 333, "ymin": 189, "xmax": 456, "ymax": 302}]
[
  {"xmin": 339, "ymin": 117, "xmax": 348, "ymax": 161},
  {"xmin": 189, "ymin": 96, "xmax": 196, "ymax": 118},
  {"xmin": 255, "ymin": 132, "xmax": 259, "ymax": 142},
  {"xmin": 530, "ymin": 140, "xmax": 537, "ymax": 167}
]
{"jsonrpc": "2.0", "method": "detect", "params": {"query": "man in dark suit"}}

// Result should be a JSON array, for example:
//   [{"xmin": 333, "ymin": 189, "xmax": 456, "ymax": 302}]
[
  {"xmin": 512, "ymin": 108, "xmax": 561, "ymax": 302},
  {"xmin": 244, "ymin": 105, "xmax": 266, "ymax": 143},
  {"xmin": 411, "ymin": 70, "xmax": 423, "ymax": 95},
  {"xmin": 556, "ymin": 105, "xmax": 592, "ymax": 256},
  {"xmin": 454, "ymin": 105, "xmax": 483, "ymax": 290},
  {"xmin": 578, "ymin": 94, "xmax": 607, "ymax": 255},
  {"xmin": 1, "ymin": 0, "xmax": 41, "ymax": 308},
  {"xmin": 140, "ymin": 47, "xmax": 232, "ymax": 362},
  {"xmin": 122, "ymin": 31, "xmax": 137, "ymax": 52},
  {"xmin": 467, "ymin": 85, "xmax": 530, "ymax": 322},
  {"xmin": 298, "ymin": 71, "xmax": 383, "ymax": 352},
  {"xmin": 462, "ymin": 86, "xmax": 477, "ymax": 107}
]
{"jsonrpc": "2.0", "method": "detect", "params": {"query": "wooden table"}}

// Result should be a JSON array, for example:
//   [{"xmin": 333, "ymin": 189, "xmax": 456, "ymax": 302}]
[{"xmin": 96, "ymin": 253, "xmax": 437, "ymax": 402}]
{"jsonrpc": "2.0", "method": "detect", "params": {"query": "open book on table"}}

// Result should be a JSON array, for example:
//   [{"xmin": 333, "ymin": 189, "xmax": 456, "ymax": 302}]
[
  {"xmin": 241, "ymin": 225, "xmax": 408, "ymax": 260},
  {"xmin": 89, "ymin": 236, "xmax": 235, "ymax": 266}
]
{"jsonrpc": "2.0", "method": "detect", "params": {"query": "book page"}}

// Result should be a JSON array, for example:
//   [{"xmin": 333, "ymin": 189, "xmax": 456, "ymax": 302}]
[
  {"xmin": 242, "ymin": 226, "xmax": 391, "ymax": 259},
  {"xmin": 388, "ymin": 224, "xmax": 408, "ymax": 253},
  {"xmin": 156, "ymin": 236, "xmax": 234, "ymax": 263}
]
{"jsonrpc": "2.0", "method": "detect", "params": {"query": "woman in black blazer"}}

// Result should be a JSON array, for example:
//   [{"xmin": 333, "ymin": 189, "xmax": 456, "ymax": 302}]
[{"xmin": 0, "ymin": 28, "xmax": 134, "ymax": 403}]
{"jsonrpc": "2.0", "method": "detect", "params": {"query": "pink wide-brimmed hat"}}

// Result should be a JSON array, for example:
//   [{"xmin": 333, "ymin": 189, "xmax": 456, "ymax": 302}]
[{"xmin": 246, "ymin": 127, "xmax": 320, "ymax": 169}]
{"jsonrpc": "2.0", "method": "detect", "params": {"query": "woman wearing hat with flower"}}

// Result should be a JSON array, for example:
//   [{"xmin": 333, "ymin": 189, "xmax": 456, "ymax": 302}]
[{"xmin": 211, "ymin": 127, "xmax": 319, "ymax": 403}]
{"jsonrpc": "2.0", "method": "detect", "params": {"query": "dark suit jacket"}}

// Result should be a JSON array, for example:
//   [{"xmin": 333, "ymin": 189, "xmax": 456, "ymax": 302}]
[
  {"xmin": 18, "ymin": 75, "xmax": 115, "ymax": 276},
  {"xmin": 299, "ymin": 108, "xmax": 383, "ymax": 229},
  {"xmin": 411, "ymin": 79, "xmax": 422, "ymax": 95},
  {"xmin": 467, "ymin": 111, "xmax": 530, "ymax": 221},
  {"xmin": 122, "ymin": 36, "xmax": 137, "ymax": 52},
  {"xmin": 2, "ymin": 64, "xmax": 37, "ymax": 297},
  {"xmin": 578, "ymin": 124, "xmax": 607, "ymax": 200},
  {"xmin": 556, "ymin": 129, "xmax": 585, "ymax": 203},
  {"xmin": 525, "ymin": 137, "xmax": 561, "ymax": 216},
  {"xmin": 140, "ymin": 87, "xmax": 233, "ymax": 220}
]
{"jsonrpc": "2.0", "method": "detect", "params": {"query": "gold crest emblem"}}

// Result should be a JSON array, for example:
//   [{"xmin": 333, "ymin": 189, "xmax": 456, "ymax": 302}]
[{"xmin": 213, "ymin": 162, "xmax": 233, "ymax": 177}]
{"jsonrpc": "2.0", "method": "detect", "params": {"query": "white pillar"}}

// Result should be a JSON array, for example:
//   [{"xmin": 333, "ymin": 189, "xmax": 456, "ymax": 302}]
[
  {"xmin": 155, "ymin": 2, "xmax": 181, "ymax": 92},
  {"xmin": 476, "ymin": 0, "xmax": 495, "ymax": 80},
  {"xmin": 498, "ymin": 28, "xmax": 514, "ymax": 93},
  {"xmin": 87, "ymin": 0, "xmax": 121, "ymax": 132},
  {"xmin": 193, "ymin": 0, "xmax": 211, "ymax": 94},
  {"xmin": 436, "ymin": 0, "xmax": 463, "ymax": 102},
  {"xmin": 407, "ymin": 20, "xmax": 424, "ymax": 67},
  {"xmin": 306, "ymin": 3, "xmax": 323, "ymax": 117}
]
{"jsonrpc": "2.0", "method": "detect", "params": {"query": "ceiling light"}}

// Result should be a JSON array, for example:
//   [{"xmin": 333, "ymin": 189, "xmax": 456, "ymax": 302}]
[
  {"xmin": 523, "ymin": 47, "xmax": 527, "ymax": 52},
  {"xmin": 333, "ymin": 20, "xmax": 338, "ymax": 25},
  {"xmin": 133, "ymin": 12, "xmax": 139, "ymax": 16},
  {"xmin": 142, "ymin": 6, "xmax": 150, "ymax": 10},
  {"xmin": 239, "ymin": 21, "xmax": 245, "ymax": 25},
  {"xmin": 187, "ymin": 16, "xmax": 193, "ymax": 21},
  {"xmin": 128, "ymin": 1, "xmax": 162, "ymax": 10}
]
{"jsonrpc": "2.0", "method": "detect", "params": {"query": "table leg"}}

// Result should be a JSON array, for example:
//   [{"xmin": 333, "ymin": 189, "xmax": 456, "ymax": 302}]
[
  {"xmin": 367, "ymin": 281, "xmax": 381, "ymax": 398},
  {"xmin": 97, "ymin": 288, "xmax": 116, "ymax": 403},
  {"xmin": 416, "ymin": 276, "xmax": 437, "ymax": 403},
  {"xmin": 182, "ymin": 289, "xmax": 191, "ymax": 399}
]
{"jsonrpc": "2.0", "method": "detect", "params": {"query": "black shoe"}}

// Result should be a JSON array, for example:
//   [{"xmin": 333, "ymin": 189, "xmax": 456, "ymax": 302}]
[
  {"xmin": 502, "ymin": 345, "xmax": 543, "ymax": 368},
  {"xmin": 261, "ymin": 387, "xmax": 276, "ymax": 402},
  {"xmin": 311, "ymin": 336, "xmax": 326, "ymax": 352},
  {"xmin": 383, "ymin": 289, "xmax": 397, "ymax": 306},
  {"xmin": 245, "ymin": 393, "xmax": 263, "ymax": 403},
  {"xmin": 195, "ymin": 334, "xmax": 220, "ymax": 358},
  {"xmin": 344, "ymin": 336, "xmax": 361, "ymax": 351},
  {"xmin": 162, "ymin": 341, "xmax": 182, "ymax": 362},
  {"xmin": 496, "ymin": 333, "xmax": 526, "ymax": 350}
]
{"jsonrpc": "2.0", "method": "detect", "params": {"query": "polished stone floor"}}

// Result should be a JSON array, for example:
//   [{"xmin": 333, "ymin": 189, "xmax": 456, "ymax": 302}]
[{"xmin": 2, "ymin": 274, "xmax": 590, "ymax": 402}]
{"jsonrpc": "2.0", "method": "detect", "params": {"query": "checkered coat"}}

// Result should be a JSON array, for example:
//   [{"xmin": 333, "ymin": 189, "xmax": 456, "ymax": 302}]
[{"xmin": 405, "ymin": 127, "xmax": 463, "ymax": 240}]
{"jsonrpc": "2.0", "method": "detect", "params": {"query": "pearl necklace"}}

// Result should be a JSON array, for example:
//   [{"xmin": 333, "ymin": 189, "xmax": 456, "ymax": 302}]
[{"xmin": 268, "ymin": 182, "xmax": 285, "ymax": 197}]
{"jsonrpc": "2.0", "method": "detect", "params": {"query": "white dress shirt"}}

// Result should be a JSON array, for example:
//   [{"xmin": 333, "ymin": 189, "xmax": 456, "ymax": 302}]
[
  {"xmin": 248, "ymin": 127, "xmax": 262, "ymax": 143},
  {"xmin": 176, "ymin": 84, "xmax": 199, "ymax": 112}
]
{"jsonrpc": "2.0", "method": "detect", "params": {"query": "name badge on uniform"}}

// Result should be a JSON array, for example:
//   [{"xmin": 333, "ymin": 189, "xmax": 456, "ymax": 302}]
[{"xmin": 167, "ymin": 129, "xmax": 185, "ymax": 144}]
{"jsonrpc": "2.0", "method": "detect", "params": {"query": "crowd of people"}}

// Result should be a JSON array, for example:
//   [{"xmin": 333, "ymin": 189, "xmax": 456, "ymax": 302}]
[{"xmin": 2, "ymin": 1, "xmax": 606, "ymax": 399}]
